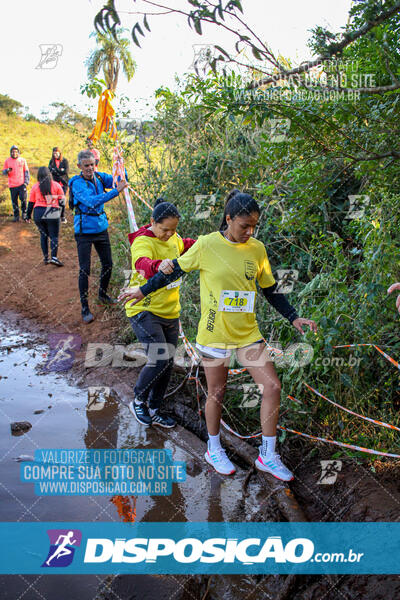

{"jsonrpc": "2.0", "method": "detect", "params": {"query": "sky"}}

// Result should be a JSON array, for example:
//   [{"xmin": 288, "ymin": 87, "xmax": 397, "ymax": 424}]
[{"xmin": 0, "ymin": 0, "xmax": 353, "ymax": 120}]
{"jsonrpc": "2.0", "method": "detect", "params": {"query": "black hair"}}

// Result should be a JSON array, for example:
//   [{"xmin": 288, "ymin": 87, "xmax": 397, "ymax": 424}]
[
  {"xmin": 37, "ymin": 166, "xmax": 53, "ymax": 198},
  {"xmin": 52, "ymin": 147, "xmax": 63, "ymax": 160},
  {"xmin": 219, "ymin": 189, "xmax": 260, "ymax": 231},
  {"xmin": 152, "ymin": 197, "xmax": 181, "ymax": 223}
]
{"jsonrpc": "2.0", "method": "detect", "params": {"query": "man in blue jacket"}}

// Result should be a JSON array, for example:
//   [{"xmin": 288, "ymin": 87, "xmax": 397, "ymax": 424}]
[{"xmin": 70, "ymin": 150, "xmax": 128, "ymax": 323}]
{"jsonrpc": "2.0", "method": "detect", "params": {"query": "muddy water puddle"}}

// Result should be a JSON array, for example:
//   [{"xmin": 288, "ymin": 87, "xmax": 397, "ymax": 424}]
[{"xmin": 0, "ymin": 320, "xmax": 267, "ymax": 599}]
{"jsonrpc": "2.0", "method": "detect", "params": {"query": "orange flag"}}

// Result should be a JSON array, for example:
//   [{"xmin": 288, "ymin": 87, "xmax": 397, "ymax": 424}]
[{"xmin": 88, "ymin": 89, "xmax": 117, "ymax": 144}]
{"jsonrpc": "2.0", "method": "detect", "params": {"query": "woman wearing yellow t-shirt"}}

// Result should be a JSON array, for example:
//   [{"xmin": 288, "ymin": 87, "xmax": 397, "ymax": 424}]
[
  {"xmin": 125, "ymin": 198, "xmax": 195, "ymax": 429},
  {"xmin": 119, "ymin": 190, "xmax": 317, "ymax": 480}
]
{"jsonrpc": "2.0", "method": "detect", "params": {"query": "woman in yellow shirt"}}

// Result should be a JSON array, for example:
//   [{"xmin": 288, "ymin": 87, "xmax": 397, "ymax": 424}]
[
  {"xmin": 120, "ymin": 190, "xmax": 317, "ymax": 480},
  {"xmin": 124, "ymin": 198, "xmax": 195, "ymax": 428}
]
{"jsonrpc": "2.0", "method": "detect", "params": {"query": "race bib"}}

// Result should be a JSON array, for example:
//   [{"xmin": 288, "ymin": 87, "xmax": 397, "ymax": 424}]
[
  {"xmin": 218, "ymin": 290, "xmax": 255, "ymax": 313},
  {"xmin": 167, "ymin": 277, "xmax": 182, "ymax": 290}
]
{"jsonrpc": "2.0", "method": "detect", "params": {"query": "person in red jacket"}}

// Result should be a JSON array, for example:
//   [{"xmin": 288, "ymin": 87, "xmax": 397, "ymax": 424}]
[
  {"xmin": 2, "ymin": 145, "xmax": 30, "ymax": 222},
  {"xmin": 26, "ymin": 167, "xmax": 65, "ymax": 266}
]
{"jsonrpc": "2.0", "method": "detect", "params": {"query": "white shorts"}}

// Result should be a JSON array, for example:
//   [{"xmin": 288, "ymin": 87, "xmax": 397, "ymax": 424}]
[{"xmin": 195, "ymin": 340, "xmax": 263, "ymax": 360}]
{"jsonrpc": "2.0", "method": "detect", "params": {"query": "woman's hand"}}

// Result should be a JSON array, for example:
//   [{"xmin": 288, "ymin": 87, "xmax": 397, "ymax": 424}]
[
  {"xmin": 292, "ymin": 317, "xmax": 318, "ymax": 335},
  {"xmin": 117, "ymin": 286, "xmax": 144, "ymax": 306},
  {"xmin": 388, "ymin": 283, "xmax": 400, "ymax": 314},
  {"xmin": 158, "ymin": 259, "xmax": 174, "ymax": 274}
]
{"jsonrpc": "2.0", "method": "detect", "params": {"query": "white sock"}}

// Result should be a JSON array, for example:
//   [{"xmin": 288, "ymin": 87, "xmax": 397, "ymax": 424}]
[
  {"xmin": 208, "ymin": 433, "xmax": 221, "ymax": 451},
  {"xmin": 134, "ymin": 398, "xmax": 144, "ymax": 406},
  {"xmin": 261, "ymin": 435, "xmax": 276, "ymax": 455},
  {"xmin": 149, "ymin": 408, "xmax": 157, "ymax": 417}
]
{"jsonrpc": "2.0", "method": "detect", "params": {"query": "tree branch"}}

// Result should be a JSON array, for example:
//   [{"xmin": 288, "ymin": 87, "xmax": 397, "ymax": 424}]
[{"xmin": 247, "ymin": 1, "xmax": 400, "ymax": 89}]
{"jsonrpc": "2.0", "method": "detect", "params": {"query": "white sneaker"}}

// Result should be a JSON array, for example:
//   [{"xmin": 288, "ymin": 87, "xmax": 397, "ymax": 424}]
[
  {"xmin": 205, "ymin": 446, "xmax": 236, "ymax": 475},
  {"xmin": 255, "ymin": 448, "xmax": 294, "ymax": 481}
]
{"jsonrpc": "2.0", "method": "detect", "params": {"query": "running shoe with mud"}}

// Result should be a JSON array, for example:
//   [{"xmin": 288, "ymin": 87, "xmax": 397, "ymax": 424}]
[
  {"xmin": 205, "ymin": 446, "xmax": 236, "ymax": 475},
  {"xmin": 255, "ymin": 448, "xmax": 294, "ymax": 481}
]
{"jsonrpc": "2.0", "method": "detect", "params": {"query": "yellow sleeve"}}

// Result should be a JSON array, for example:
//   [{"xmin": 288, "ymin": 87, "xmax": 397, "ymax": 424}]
[
  {"xmin": 177, "ymin": 235, "xmax": 185, "ymax": 254},
  {"xmin": 177, "ymin": 236, "xmax": 202, "ymax": 272},
  {"xmin": 257, "ymin": 247, "xmax": 276, "ymax": 288},
  {"xmin": 130, "ymin": 237, "xmax": 154, "ymax": 270}
]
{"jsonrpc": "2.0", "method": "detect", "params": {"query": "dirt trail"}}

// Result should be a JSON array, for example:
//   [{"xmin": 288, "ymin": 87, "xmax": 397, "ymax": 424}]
[{"xmin": 0, "ymin": 215, "xmax": 122, "ymax": 343}]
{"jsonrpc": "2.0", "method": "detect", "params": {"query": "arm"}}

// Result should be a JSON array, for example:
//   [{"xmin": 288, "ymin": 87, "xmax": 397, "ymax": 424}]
[
  {"xmin": 140, "ymin": 259, "xmax": 184, "ymax": 295},
  {"xmin": 72, "ymin": 177, "xmax": 118, "ymax": 210},
  {"xmin": 181, "ymin": 238, "xmax": 196, "ymax": 254},
  {"xmin": 24, "ymin": 160, "xmax": 30, "ymax": 185},
  {"xmin": 135, "ymin": 257, "xmax": 162, "ymax": 279},
  {"xmin": 261, "ymin": 282, "xmax": 298, "ymax": 324},
  {"xmin": 61, "ymin": 158, "xmax": 69, "ymax": 175}
]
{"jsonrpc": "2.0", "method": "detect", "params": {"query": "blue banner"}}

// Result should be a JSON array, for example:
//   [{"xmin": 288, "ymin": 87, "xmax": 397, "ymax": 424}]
[{"xmin": 0, "ymin": 522, "xmax": 398, "ymax": 574}]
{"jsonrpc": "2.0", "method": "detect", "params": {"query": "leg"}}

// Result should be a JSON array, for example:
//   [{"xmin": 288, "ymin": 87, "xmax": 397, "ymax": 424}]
[
  {"xmin": 202, "ymin": 356, "xmax": 235, "ymax": 475},
  {"xmin": 93, "ymin": 231, "xmax": 113, "ymax": 298},
  {"xmin": 129, "ymin": 312, "xmax": 173, "ymax": 404},
  {"xmin": 47, "ymin": 218, "xmax": 60, "ymax": 258},
  {"xmin": 147, "ymin": 317, "xmax": 179, "ymax": 411},
  {"xmin": 237, "ymin": 342, "xmax": 293, "ymax": 481},
  {"xmin": 75, "ymin": 234, "xmax": 92, "ymax": 309},
  {"xmin": 10, "ymin": 187, "xmax": 19, "ymax": 219},
  {"xmin": 237, "ymin": 343, "xmax": 281, "ymax": 436},
  {"xmin": 202, "ymin": 358, "xmax": 229, "ymax": 435},
  {"xmin": 19, "ymin": 185, "xmax": 27, "ymax": 216},
  {"xmin": 33, "ymin": 207, "xmax": 49, "ymax": 259}
]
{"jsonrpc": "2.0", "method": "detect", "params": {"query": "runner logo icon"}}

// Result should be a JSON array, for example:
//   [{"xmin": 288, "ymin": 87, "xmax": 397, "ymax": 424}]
[{"xmin": 42, "ymin": 529, "xmax": 82, "ymax": 567}]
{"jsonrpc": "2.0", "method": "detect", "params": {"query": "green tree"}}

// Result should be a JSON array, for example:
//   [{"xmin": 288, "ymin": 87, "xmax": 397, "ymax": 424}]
[
  {"xmin": 0, "ymin": 93, "xmax": 23, "ymax": 116},
  {"xmin": 86, "ymin": 28, "xmax": 136, "ymax": 92}
]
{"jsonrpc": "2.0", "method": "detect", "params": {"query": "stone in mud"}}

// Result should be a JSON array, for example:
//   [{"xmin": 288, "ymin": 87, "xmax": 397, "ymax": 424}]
[{"xmin": 11, "ymin": 421, "xmax": 32, "ymax": 436}]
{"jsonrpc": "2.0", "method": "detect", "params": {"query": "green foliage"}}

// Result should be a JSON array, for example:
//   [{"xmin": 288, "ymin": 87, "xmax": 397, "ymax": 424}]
[
  {"xmin": 97, "ymin": 0, "xmax": 400, "ymax": 460},
  {"xmin": 86, "ymin": 28, "xmax": 136, "ymax": 92},
  {"xmin": 0, "ymin": 93, "xmax": 23, "ymax": 116}
]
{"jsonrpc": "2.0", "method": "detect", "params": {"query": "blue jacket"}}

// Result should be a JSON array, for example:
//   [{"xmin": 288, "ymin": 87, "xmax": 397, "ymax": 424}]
[{"xmin": 70, "ymin": 172, "xmax": 119, "ymax": 234}]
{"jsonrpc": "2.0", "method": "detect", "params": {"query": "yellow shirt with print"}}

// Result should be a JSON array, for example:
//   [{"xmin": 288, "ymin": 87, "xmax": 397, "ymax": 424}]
[
  {"xmin": 177, "ymin": 232, "xmax": 275, "ymax": 348},
  {"xmin": 125, "ymin": 232, "xmax": 185, "ymax": 319}
]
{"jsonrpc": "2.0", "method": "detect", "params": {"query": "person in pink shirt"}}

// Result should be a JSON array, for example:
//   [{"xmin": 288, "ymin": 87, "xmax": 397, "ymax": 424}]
[
  {"xmin": 26, "ymin": 167, "xmax": 65, "ymax": 266},
  {"xmin": 86, "ymin": 138, "xmax": 100, "ymax": 172},
  {"xmin": 2, "ymin": 145, "xmax": 30, "ymax": 222}
]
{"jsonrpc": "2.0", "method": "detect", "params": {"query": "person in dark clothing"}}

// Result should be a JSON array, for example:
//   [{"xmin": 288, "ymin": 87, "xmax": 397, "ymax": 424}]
[
  {"xmin": 48, "ymin": 147, "xmax": 69, "ymax": 223},
  {"xmin": 70, "ymin": 149, "xmax": 128, "ymax": 324},
  {"xmin": 26, "ymin": 167, "xmax": 65, "ymax": 266},
  {"xmin": 2, "ymin": 145, "xmax": 30, "ymax": 222}
]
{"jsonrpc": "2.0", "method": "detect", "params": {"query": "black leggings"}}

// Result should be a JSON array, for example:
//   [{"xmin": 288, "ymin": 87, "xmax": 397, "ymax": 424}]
[
  {"xmin": 33, "ymin": 206, "xmax": 60, "ymax": 259},
  {"xmin": 75, "ymin": 230, "xmax": 113, "ymax": 308},
  {"xmin": 129, "ymin": 311, "xmax": 179, "ymax": 410}
]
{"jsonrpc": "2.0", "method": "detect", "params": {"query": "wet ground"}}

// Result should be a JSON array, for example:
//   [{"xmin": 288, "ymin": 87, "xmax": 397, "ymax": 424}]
[
  {"xmin": 1, "ymin": 317, "xmax": 400, "ymax": 600},
  {"xmin": 0, "ymin": 319, "xmax": 269, "ymax": 599}
]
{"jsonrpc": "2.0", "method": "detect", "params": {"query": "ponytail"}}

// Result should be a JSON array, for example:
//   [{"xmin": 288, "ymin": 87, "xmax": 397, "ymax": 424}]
[
  {"xmin": 219, "ymin": 189, "xmax": 260, "ymax": 231},
  {"xmin": 152, "ymin": 197, "xmax": 181, "ymax": 223},
  {"xmin": 37, "ymin": 166, "xmax": 53, "ymax": 198}
]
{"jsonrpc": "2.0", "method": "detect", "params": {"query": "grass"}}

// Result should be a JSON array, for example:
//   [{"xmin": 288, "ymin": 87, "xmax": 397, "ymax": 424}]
[{"xmin": 0, "ymin": 110, "xmax": 84, "ymax": 216}]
